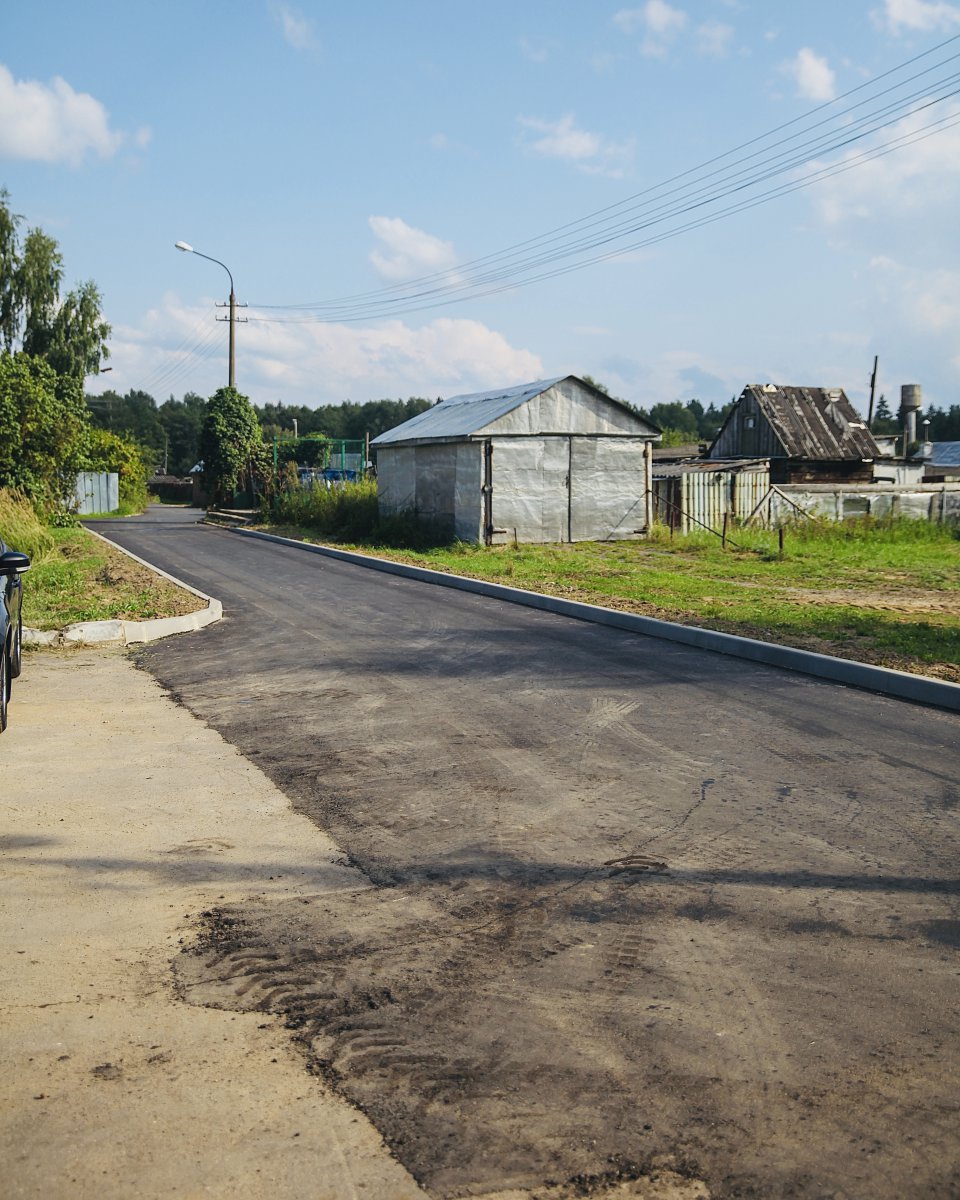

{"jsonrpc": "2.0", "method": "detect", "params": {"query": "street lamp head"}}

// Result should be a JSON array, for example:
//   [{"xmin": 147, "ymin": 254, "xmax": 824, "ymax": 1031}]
[{"xmin": 174, "ymin": 241, "xmax": 194, "ymax": 253}]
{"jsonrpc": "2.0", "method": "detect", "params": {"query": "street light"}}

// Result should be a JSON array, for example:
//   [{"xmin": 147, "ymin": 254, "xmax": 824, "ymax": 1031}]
[{"xmin": 175, "ymin": 241, "xmax": 238, "ymax": 389}]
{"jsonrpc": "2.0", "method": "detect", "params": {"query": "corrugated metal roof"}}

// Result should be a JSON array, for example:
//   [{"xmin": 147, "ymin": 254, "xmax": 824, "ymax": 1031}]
[
  {"xmin": 371, "ymin": 378, "xmax": 566, "ymax": 445},
  {"xmin": 748, "ymin": 385, "xmax": 879, "ymax": 460},
  {"xmin": 652, "ymin": 458, "xmax": 768, "ymax": 478},
  {"xmin": 930, "ymin": 441, "xmax": 960, "ymax": 467}
]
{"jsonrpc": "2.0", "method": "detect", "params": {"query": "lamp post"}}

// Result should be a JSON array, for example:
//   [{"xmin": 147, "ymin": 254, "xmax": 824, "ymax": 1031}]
[{"xmin": 175, "ymin": 241, "xmax": 237, "ymax": 389}]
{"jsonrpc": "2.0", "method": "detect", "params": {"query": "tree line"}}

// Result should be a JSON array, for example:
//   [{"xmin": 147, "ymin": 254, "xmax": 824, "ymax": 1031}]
[
  {"xmin": 87, "ymin": 390, "xmax": 435, "ymax": 477},
  {"xmin": 869, "ymin": 394, "xmax": 960, "ymax": 440}
]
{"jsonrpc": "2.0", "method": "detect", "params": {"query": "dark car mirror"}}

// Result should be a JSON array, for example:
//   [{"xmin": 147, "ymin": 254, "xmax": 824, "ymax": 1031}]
[{"xmin": 0, "ymin": 550, "xmax": 31, "ymax": 574}]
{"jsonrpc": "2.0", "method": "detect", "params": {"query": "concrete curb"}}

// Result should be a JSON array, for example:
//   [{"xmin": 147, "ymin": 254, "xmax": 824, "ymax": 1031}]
[
  {"xmin": 24, "ymin": 527, "xmax": 223, "ymax": 649},
  {"xmin": 236, "ymin": 527, "xmax": 960, "ymax": 714}
]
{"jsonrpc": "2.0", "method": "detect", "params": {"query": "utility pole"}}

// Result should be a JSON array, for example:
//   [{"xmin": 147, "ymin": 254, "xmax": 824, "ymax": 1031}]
[
  {"xmin": 228, "ymin": 286, "xmax": 236, "ymax": 388},
  {"xmin": 867, "ymin": 355, "xmax": 878, "ymax": 428},
  {"xmin": 175, "ymin": 242, "xmax": 245, "ymax": 389}
]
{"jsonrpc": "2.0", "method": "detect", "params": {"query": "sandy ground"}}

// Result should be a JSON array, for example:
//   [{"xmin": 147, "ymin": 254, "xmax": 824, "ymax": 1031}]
[{"xmin": 0, "ymin": 648, "xmax": 426, "ymax": 1200}]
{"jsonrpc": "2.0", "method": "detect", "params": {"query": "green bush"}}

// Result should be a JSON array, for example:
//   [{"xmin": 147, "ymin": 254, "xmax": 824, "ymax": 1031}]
[
  {"xmin": 84, "ymin": 428, "xmax": 150, "ymax": 512},
  {"xmin": 266, "ymin": 477, "xmax": 452, "ymax": 550}
]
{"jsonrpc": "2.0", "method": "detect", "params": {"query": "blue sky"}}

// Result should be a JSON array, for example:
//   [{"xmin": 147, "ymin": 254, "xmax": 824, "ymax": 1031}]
[{"xmin": 2, "ymin": 0, "xmax": 960, "ymax": 416}]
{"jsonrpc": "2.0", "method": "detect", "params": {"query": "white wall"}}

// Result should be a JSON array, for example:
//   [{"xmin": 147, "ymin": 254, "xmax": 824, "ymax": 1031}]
[
  {"xmin": 377, "ymin": 442, "xmax": 482, "ymax": 539},
  {"xmin": 489, "ymin": 438, "xmax": 569, "ymax": 543},
  {"xmin": 489, "ymin": 436, "xmax": 650, "ymax": 544},
  {"xmin": 570, "ymin": 438, "xmax": 648, "ymax": 540}
]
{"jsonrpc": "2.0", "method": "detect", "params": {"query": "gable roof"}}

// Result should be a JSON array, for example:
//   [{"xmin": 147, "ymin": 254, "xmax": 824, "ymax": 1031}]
[
  {"xmin": 371, "ymin": 375, "xmax": 653, "ymax": 445},
  {"xmin": 711, "ymin": 384, "xmax": 880, "ymax": 460}
]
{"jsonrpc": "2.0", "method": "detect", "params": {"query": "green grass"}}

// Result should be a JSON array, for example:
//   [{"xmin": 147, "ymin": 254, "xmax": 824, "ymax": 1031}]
[
  {"xmin": 0, "ymin": 488, "xmax": 202, "ymax": 631},
  {"xmin": 23, "ymin": 526, "xmax": 203, "ymax": 628},
  {"xmin": 262, "ymin": 514, "xmax": 960, "ymax": 680}
]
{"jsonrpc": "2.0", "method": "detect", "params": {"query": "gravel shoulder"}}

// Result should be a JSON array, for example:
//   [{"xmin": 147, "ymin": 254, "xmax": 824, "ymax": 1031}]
[{"xmin": 0, "ymin": 648, "xmax": 425, "ymax": 1200}]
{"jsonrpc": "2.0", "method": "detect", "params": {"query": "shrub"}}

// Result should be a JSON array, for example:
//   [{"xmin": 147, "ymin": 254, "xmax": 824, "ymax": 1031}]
[
  {"xmin": 266, "ymin": 477, "xmax": 452, "ymax": 549},
  {"xmin": 84, "ymin": 428, "xmax": 150, "ymax": 512}
]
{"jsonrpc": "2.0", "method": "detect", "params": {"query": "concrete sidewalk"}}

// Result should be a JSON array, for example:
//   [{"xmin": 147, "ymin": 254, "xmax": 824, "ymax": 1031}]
[{"xmin": 0, "ymin": 648, "xmax": 426, "ymax": 1200}]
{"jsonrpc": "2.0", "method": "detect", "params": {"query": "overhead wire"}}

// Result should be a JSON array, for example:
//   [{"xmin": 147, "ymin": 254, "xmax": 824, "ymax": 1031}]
[
  {"xmin": 137, "ymin": 309, "xmax": 224, "ymax": 396},
  {"xmin": 256, "ymin": 82, "xmax": 960, "ymax": 322},
  {"xmin": 245, "ymin": 34, "xmax": 960, "ymax": 325}
]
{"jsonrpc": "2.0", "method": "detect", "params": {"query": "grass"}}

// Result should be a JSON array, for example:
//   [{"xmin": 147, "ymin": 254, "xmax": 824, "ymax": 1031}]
[
  {"xmin": 0, "ymin": 488, "xmax": 203, "ymax": 631},
  {"xmin": 260, "ymin": 512, "xmax": 960, "ymax": 682}
]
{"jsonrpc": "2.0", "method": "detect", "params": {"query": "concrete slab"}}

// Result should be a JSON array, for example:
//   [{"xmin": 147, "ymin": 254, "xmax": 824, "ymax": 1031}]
[{"xmin": 0, "ymin": 649, "xmax": 426, "ymax": 1200}]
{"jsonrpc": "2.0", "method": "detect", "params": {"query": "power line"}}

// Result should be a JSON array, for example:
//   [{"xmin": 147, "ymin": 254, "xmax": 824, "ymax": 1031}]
[
  {"xmin": 247, "ymin": 35, "xmax": 960, "ymax": 324},
  {"xmin": 248, "ymin": 109, "xmax": 960, "ymax": 326},
  {"xmin": 137, "ymin": 310, "xmax": 223, "ymax": 396}
]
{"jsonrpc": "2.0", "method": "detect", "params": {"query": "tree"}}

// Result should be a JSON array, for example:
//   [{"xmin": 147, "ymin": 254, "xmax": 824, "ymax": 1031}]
[
  {"xmin": 871, "ymin": 394, "xmax": 899, "ymax": 435},
  {"xmin": 18, "ymin": 229, "xmax": 64, "ymax": 359},
  {"xmin": 87, "ymin": 387, "xmax": 165, "ymax": 461},
  {"xmin": 0, "ymin": 351, "xmax": 91, "ymax": 509},
  {"xmin": 199, "ymin": 386, "xmax": 268, "ymax": 506},
  {"xmin": 0, "ymin": 190, "xmax": 21, "ymax": 348},
  {"xmin": 0, "ymin": 190, "xmax": 110, "ymax": 378},
  {"xmin": 253, "ymin": 395, "xmax": 433, "ymax": 443},
  {"xmin": 159, "ymin": 391, "xmax": 206, "ymax": 475},
  {"xmin": 84, "ymin": 428, "xmax": 149, "ymax": 510},
  {"xmin": 647, "ymin": 402, "xmax": 699, "ymax": 441},
  {"xmin": 45, "ymin": 280, "xmax": 111, "ymax": 379}
]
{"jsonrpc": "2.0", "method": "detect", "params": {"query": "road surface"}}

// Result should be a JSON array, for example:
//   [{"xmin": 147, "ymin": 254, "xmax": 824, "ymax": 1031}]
[{"xmin": 90, "ymin": 506, "xmax": 960, "ymax": 1199}]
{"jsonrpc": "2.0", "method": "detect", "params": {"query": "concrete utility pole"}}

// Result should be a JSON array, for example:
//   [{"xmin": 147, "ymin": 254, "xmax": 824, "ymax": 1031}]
[{"xmin": 175, "ymin": 241, "xmax": 243, "ymax": 389}]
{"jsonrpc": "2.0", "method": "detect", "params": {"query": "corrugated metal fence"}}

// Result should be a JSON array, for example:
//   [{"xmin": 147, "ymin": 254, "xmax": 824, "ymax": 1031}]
[{"xmin": 75, "ymin": 472, "xmax": 119, "ymax": 515}]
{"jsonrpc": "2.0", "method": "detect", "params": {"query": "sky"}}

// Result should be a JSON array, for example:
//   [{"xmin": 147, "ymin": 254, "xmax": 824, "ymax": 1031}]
[{"xmin": 2, "ymin": 0, "xmax": 960, "ymax": 418}]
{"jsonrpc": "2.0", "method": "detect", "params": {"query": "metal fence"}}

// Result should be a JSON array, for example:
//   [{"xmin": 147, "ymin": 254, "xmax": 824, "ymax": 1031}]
[{"xmin": 75, "ymin": 472, "xmax": 119, "ymax": 515}]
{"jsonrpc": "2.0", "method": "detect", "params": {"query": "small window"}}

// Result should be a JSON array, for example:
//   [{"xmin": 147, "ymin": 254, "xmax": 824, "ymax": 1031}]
[{"xmin": 744, "ymin": 417, "xmax": 756, "ymax": 429}]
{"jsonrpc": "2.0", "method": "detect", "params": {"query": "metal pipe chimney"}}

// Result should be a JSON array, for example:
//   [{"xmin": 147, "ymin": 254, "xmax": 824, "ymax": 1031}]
[{"xmin": 900, "ymin": 384, "xmax": 922, "ymax": 449}]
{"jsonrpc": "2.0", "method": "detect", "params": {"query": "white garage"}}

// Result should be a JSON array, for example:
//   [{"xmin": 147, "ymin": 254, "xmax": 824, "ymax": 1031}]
[{"xmin": 372, "ymin": 376, "xmax": 660, "ymax": 544}]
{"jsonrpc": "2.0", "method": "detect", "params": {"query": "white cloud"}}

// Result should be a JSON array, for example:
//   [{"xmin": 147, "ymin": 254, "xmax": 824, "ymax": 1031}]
[
  {"xmin": 809, "ymin": 102, "xmax": 960, "ymax": 223},
  {"xmin": 0, "ymin": 65, "xmax": 124, "ymax": 166},
  {"xmin": 517, "ymin": 114, "xmax": 634, "ymax": 178},
  {"xmin": 368, "ymin": 216, "xmax": 458, "ymax": 282},
  {"xmin": 94, "ymin": 295, "xmax": 543, "ymax": 408},
  {"xmin": 696, "ymin": 21, "xmax": 735, "ymax": 57},
  {"xmin": 614, "ymin": 1, "xmax": 688, "ymax": 56},
  {"xmin": 646, "ymin": 0, "xmax": 688, "ymax": 35},
  {"xmin": 270, "ymin": 3, "xmax": 317, "ymax": 50},
  {"xmin": 519, "ymin": 114, "xmax": 601, "ymax": 161},
  {"xmin": 872, "ymin": 0, "xmax": 960, "ymax": 33},
  {"xmin": 784, "ymin": 48, "xmax": 836, "ymax": 102}
]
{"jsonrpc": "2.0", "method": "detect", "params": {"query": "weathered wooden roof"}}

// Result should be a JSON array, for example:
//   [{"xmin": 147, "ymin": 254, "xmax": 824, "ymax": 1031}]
[{"xmin": 721, "ymin": 385, "xmax": 880, "ymax": 460}]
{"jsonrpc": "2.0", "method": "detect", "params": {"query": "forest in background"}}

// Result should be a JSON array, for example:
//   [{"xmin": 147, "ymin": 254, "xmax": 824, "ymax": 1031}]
[{"xmin": 85, "ymin": 385, "xmax": 960, "ymax": 479}]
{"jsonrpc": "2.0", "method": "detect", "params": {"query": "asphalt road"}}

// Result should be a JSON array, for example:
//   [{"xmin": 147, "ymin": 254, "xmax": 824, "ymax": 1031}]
[{"xmin": 91, "ymin": 506, "xmax": 960, "ymax": 1200}]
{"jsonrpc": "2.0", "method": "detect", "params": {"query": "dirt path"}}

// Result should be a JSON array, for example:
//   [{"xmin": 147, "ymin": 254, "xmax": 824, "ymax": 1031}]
[{"xmin": 0, "ymin": 649, "xmax": 425, "ymax": 1200}]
